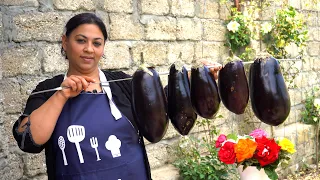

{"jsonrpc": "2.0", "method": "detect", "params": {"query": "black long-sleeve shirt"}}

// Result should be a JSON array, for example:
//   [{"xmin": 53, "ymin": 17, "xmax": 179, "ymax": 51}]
[{"xmin": 12, "ymin": 70, "xmax": 152, "ymax": 180}]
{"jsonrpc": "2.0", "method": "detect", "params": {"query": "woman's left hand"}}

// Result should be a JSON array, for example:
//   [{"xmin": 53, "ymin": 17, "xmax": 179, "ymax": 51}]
[{"xmin": 200, "ymin": 60, "xmax": 222, "ymax": 80}]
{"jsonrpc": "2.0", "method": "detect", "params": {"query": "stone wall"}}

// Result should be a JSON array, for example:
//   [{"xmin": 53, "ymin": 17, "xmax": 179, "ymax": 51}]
[{"xmin": 0, "ymin": 0, "xmax": 319, "ymax": 179}]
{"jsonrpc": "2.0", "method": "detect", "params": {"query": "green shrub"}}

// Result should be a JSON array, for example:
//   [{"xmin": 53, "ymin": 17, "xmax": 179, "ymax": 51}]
[{"xmin": 173, "ymin": 118, "xmax": 239, "ymax": 180}]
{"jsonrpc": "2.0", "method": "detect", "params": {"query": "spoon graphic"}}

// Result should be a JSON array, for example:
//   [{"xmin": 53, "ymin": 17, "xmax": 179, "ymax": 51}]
[{"xmin": 58, "ymin": 136, "xmax": 68, "ymax": 166}]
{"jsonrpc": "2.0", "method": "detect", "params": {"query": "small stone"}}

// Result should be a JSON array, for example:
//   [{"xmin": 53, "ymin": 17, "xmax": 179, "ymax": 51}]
[
  {"xmin": 0, "ymin": 78, "xmax": 22, "ymax": 113},
  {"xmin": 0, "ymin": 13, "xmax": 3, "ymax": 41},
  {"xmin": 109, "ymin": 13, "xmax": 143, "ymax": 40},
  {"xmin": 53, "ymin": 0, "xmax": 95, "ymax": 10},
  {"xmin": 307, "ymin": 42, "xmax": 320, "ymax": 56},
  {"xmin": 0, "ymin": 154, "xmax": 23, "ymax": 180},
  {"xmin": 168, "ymin": 42, "xmax": 195, "ymax": 64},
  {"xmin": 171, "ymin": 0, "xmax": 195, "ymax": 17},
  {"xmin": 42, "ymin": 44, "xmax": 67, "ymax": 73},
  {"xmin": 140, "ymin": 0, "xmax": 169, "ymax": 15},
  {"xmin": 99, "ymin": 41, "xmax": 131, "ymax": 69},
  {"xmin": 142, "ymin": 16, "xmax": 176, "ymax": 40},
  {"xmin": 176, "ymin": 18, "xmax": 201, "ymax": 40},
  {"xmin": 202, "ymin": 19, "xmax": 226, "ymax": 41},
  {"xmin": 2, "ymin": 46, "xmax": 41, "ymax": 77},
  {"xmin": 0, "ymin": 0, "xmax": 38, "ymax": 6},
  {"xmin": 104, "ymin": 0, "xmax": 133, "ymax": 13},
  {"xmin": 23, "ymin": 153, "xmax": 47, "ymax": 177},
  {"xmin": 195, "ymin": 0, "xmax": 219, "ymax": 19},
  {"xmin": 132, "ymin": 42, "xmax": 168, "ymax": 66},
  {"xmin": 13, "ymin": 12, "xmax": 70, "ymax": 42}
]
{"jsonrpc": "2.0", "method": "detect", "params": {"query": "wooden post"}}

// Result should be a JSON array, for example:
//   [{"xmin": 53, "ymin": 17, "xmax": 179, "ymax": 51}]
[
  {"xmin": 270, "ymin": 126, "xmax": 275, "ymax": 138},
  {"xmin": 234, "ymin": 0, "xmax": 241, "ymax": 11}
]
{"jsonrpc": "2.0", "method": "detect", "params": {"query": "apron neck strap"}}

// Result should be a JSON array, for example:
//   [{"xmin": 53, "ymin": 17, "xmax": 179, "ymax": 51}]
[{"xmin": 63, "ymin": 69, "xmax": 122, "ymax": 120}]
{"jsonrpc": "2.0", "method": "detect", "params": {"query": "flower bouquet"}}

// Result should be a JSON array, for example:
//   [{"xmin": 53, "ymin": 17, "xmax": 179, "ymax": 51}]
[{"xmin": 215, "ymin": 129, "xmax": 296, "ymax": 180}]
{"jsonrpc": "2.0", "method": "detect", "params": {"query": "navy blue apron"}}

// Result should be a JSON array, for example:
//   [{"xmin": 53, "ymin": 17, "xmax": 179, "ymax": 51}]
[{"xmin": 52, "ymin": 93, "xmax": 148, "ymax": 180}]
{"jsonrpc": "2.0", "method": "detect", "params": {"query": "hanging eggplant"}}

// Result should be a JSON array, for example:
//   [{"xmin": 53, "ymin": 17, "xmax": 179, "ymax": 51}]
[
  {"xmin": 218, "ymin": 60, "xmax": 249, "ymax": 114},
  {"xmin": 132, "ymin": 67, "xmax": 168, "ymax": 143},
  {"xmin": 190, "ymin": 66, "xmax": 221, "ymax": 119},
  {"xmin": 168, "ymin": 64, "xmax": 197, "ymax": 135},
  {"xmin": 249, "ymin": 57, "xmax": 291, "ymax": 126}
]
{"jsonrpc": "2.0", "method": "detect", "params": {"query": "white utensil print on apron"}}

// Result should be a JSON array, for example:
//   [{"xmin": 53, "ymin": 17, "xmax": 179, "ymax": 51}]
[
  {"xmin": 58, "ymin": 136, "xmax": 68, "ymax": 166},
  {"xmin": 90, "ymin": 137, "xmax": 101, "ymax": 161},
  {"xmin": 67, "ymin": 125, "xmax": 85, "ymax": 163},
  {"xmin": 105, "ymin": 135, "xmax": 121, "ymax": 158}
]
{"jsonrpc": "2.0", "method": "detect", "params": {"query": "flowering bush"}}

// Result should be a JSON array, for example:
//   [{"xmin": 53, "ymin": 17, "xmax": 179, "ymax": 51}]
[
  {"xmin": 216, "ymin": 129, "xmax": 296, "ymax": 180},
  {"xmin": 261, "ymin": 6, "xmax": 308, "ymax": 58},
  {"xmin": 173, "ymin": 118, "xmax": 239, "ymax": 180},
  {"xmin": 225, "ymin": 8, "xmax": 251, "ymax": 55}
]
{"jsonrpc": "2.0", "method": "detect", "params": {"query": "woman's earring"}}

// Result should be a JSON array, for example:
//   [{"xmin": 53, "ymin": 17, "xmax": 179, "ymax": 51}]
[{"xmin": 102, "ymin": 54, "xmax": 106, "ymax": 59}]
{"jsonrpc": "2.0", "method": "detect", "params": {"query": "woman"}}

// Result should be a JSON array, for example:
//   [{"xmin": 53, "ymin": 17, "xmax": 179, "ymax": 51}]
[{"xmin": 12, "ymin": 13, "xmax": 222, "ymax": 179}]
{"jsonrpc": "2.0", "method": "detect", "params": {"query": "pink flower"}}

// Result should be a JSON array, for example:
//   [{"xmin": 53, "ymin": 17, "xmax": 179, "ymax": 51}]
[
  {"xmin": 216, "ymin": 134, "xmax": 227, "ymax": 148},
  {"xmin": 249, "ymin": 129, "xmax": 268, "ymax": 139}
]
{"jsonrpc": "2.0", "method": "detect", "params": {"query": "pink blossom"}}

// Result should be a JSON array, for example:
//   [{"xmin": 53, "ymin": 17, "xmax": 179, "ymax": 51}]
[
  {"xmin": 249, "ymin": 129, "xmax": 268, "ymax": 139},
  {"xmin": 216, "ymin": 134, "xmax": 227, "ymax": 148}
]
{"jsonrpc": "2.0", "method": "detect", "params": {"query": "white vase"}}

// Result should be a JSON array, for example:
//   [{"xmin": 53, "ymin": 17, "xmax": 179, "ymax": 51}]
[{"xmin": 237, "ymin": 166, "xmax": 271, "ymax": 180}]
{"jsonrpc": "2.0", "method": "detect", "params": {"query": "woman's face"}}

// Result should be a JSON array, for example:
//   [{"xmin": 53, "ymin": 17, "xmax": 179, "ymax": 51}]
[{"xmin": 62, "ymin": 23, "xmax": 105, "ymax": 73}]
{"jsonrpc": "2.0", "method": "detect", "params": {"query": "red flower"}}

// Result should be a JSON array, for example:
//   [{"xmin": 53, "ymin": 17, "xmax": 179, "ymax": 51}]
[
  {"xmin": 218, "ymin": 141, "xmax": 236, "ymax": 164},
  {"xmin": 254, "ymin": 136, "xmax": 281, "ymax": 166},
  {"xmin": 216, "ymin": 134, "xmax": 227, "ymax": 148}
]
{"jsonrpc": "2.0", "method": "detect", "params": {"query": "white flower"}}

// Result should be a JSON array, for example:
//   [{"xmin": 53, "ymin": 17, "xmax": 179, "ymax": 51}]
[
  {"xmin": 261, "ymin": 22, "xmax": 272, "ymax": 34},
  {"xmin": 313, "ymin": 117, "xmax": 318, "ymax": 122},
  {"xmin": 314, "ymin": 98, "xmax": 320, "ymax": 108},
  {"xmin": 298, "ymin": 34, "xmax": 304, "ymax": 39},
  {"xmin": 286, "ymin": 16, "xmax": 293, "ymax": 23},
  {"xmin": 227, "ymin": 21, "xmax": 240, "ymax": 33},
  {"xmin": 179, "ymin": 141, "xmax": 189, "ymax": 148}
]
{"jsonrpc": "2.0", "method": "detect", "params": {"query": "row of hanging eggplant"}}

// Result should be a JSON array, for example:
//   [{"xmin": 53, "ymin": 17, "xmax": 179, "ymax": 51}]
[{"xmin": 131, "ymin": 56, "xmax": 291, "ymax": 143}]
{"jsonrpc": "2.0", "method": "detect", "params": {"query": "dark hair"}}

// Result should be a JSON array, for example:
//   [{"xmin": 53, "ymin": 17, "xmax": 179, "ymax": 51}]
[{"xmin": 61, "ymin": 13, "xmax": 108, "ymax": 58}]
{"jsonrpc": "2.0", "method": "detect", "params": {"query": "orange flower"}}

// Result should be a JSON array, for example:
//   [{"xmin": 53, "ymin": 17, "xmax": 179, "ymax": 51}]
[{"xmin": 234, "ymin": 138, "xmax": 257, "ymax": 162}]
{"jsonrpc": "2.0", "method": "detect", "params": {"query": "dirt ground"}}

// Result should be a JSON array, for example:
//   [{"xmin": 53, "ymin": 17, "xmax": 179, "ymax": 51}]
[{"xmin": 284, "ymin": 167, "xmax": 320, "ymax": 180}]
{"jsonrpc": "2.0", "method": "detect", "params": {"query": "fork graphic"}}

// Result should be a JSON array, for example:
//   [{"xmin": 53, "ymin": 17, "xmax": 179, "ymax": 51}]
[{"xmin": 90, "ymin": 137, "xmax": 101, "ymax": 161}]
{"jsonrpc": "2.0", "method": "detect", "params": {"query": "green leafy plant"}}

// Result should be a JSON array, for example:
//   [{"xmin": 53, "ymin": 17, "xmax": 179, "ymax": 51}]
[
  {"xmin": 301, "ymin": 87, "xmax": 320, "ymax": 125},
  {"xmin": 225, "ymin": 8, "xmax": 251, "ymax": 57},
  {"xmin": 238, "ymin": 47, "xmax": 256, "ymax": 62},
  {"xmin": 222, "ymin": 1, "xmax": 264, "ymax": 62},
  {"xmin": 262, "ymin": 6, "xmax": 308, "ymax": 58},
  {"xmin": 301, "ymin": 87, "xmax": 320, "ymax": 171},
  {"xmin": 173, "ymin": 117, "xmax": 238, "ymax": 180}
]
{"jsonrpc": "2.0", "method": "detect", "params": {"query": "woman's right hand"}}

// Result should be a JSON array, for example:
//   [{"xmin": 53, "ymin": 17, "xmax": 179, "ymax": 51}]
[{"xmin": 59, "ymin": 75, "xmax": 96, "ymax": 99}]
